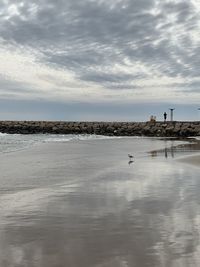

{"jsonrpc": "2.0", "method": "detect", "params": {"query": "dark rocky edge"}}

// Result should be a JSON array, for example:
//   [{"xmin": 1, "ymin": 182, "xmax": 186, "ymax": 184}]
[{"xmin": 0, "ymin": 121, "xmax": 199, "ymax": 137}]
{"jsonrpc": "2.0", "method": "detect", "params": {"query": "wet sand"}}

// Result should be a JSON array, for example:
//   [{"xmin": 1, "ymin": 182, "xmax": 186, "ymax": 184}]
[
  {"xmin": 0, "ymin": 137, "xmax": 200, "ymax": 267},
  {"xmin": 179, "ymin": 154, "xmax": 200, "ymax": 167},
  {"xmin": 177, "ymin": 139, "xmax": 200, "ymax": 167}
]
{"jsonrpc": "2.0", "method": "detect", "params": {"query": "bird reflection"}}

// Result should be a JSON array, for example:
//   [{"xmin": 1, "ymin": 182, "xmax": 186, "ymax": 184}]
[{"xmin": 128, "ymin": 160, "xmax": 134, "ymax": 165}]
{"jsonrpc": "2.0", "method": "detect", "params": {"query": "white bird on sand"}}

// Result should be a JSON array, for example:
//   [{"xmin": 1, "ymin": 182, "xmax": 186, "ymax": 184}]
[{"xmin": 128, "ymin": 154, "xmax": 134, "ymax": 160}]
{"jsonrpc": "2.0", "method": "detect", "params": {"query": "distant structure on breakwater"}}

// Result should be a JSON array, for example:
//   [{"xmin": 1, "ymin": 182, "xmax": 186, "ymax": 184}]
[{"xmin": 0, "ymin": 121, "xmax": 199, "ymax": 137}]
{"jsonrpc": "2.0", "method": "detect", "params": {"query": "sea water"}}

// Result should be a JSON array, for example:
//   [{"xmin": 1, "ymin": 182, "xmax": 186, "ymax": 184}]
[{"xmin": 0, "ymin": 133, "xmax": 122, "ymax": 153}]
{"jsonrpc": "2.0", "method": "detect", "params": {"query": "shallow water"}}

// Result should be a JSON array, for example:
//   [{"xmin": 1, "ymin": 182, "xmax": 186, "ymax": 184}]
[
  {"xmin": 0, "ymin": 133, "xmax": 122, "ymax": 153},
  {"xmin": 0, "ymin": 137, "xmax": 199, "ymax": 267}
]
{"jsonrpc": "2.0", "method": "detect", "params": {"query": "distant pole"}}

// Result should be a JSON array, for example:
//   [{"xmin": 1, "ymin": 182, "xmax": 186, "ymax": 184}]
[{"xmin": 169, "ymin": 108, "xmax": 175, "ymax": 122}]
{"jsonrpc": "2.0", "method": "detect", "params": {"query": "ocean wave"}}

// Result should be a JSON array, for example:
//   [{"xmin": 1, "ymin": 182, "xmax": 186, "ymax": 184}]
[
  {"xmin": 0, "ymin": 134, "xmax": 122, "ymax": 153},
  {"xmin": 0, "ymin": 132, "xmax": 9, "ymax": 136},
  {"xmin": 43, "ymin": 134, "xmax": 121, "ymax": 143}
]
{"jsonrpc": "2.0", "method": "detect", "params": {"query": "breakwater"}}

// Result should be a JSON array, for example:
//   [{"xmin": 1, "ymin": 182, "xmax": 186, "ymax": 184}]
[{"xmin": 0, "ymin": 121, "xmax": 199, "ymax": 137}]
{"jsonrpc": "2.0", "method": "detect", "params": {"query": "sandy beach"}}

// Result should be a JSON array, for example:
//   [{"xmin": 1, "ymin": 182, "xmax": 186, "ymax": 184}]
[
  {"xmin": 179, "ymin": 154, "xmax": 200, "ymax": 167},
  {"xmin": 0, "ymin": 137, "xmax": 199, "ymax": 267},
  {"xmin": 177, "ymin": 139, "xmax": 200, "ymax": 167}
]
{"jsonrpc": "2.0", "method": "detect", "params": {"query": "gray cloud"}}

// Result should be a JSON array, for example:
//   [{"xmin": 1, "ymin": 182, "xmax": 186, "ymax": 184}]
[
  {"xmin": 0, "ymin": 0, "xmax": 199, "ymax": 113},
  {"xmin": 0, "ymin": 74, "xmax": 46, "ymax": 100}
]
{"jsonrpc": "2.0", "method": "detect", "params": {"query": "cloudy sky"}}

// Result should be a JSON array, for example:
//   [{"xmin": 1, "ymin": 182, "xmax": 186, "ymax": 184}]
[{"xmin": 0, "ymin": 0, "xmax": 200, "ymax": 121}]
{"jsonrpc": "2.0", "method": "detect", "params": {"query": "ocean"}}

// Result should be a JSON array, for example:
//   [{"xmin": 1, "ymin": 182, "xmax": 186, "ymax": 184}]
[{"xmin": 0, "ymin": 133, "xmax": 123, "ymax": 153}]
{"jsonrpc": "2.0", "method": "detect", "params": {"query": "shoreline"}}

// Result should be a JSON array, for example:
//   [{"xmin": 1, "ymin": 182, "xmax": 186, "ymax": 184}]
[{"xmin": 0, "ymin": 131, "xmax": 199, "ymax": 168}]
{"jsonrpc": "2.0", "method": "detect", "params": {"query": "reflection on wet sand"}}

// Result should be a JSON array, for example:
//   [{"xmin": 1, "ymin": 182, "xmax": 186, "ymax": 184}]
[
  {"xmin": 150, "ymin": 146, "xmax": 175, "ymax": 159},
  {"xmin": 0, "ymin": 138, "xmax": 199, "ymax": 267},
  {"xmin": 149, "ymin": 139, "xmax": 200, "ymax": 159}
]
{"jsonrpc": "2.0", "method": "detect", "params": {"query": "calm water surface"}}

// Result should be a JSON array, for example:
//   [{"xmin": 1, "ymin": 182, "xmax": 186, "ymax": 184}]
[{"xmin": 0, "ymin": 136, "xmax": 199, "ymax": 267}]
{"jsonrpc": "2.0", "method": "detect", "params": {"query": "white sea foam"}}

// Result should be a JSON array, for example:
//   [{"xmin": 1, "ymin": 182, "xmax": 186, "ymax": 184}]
[
  {"xmin": 0, "ymin": 133, "xmax": 121, "ymax": 153},
  {"xmin": 0, "ymin": 132, "xmax": 9, "ymax": 136},
  {"xmin": 43, "ymin": 134, "xmax": 121, "ymax": 142}
]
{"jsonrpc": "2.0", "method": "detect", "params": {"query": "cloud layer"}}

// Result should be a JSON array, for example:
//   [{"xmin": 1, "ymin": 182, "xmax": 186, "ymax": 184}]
[{"xmin": 0, "ymin": 0, "xmax": 200, "ymax": 119}]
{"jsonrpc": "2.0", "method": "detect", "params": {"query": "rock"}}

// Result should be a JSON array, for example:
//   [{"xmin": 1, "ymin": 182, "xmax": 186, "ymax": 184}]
[{"xmin": 0, "ymin": 121, "xmax": 199, "ymax": 137}]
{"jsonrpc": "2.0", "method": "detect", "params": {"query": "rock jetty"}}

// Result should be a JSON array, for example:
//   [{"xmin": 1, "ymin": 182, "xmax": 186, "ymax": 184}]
[{"xmin": 0, "ymin": 121, "xmax": 199, "ymax": 137}]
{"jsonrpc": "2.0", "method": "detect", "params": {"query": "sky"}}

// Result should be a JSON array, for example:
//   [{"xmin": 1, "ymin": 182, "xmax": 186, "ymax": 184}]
[{"xmin": 0, "ymin": 0, "xmax": 200, "ymax": 121}]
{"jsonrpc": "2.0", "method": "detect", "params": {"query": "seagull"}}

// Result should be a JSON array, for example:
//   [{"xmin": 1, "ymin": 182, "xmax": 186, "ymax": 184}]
[{"xmin": 128, "ymin": 154, "xmax": 134, "ymax": 160}]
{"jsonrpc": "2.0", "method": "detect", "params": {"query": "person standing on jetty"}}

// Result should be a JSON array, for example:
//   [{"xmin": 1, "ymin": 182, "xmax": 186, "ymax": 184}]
[{"xmin": 164, "ymin": 112, "xmax": 167, "ymax": 122}]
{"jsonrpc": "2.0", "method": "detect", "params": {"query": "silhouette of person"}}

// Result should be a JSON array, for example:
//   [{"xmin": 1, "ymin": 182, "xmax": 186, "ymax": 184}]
[{"xmin": 164, "ymin": 112, "xmax": 167, "ymax": 122}]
